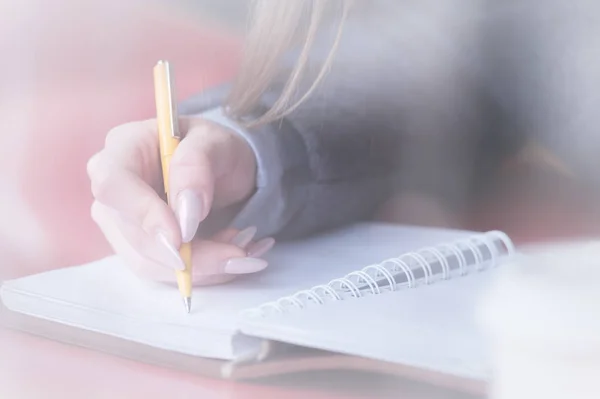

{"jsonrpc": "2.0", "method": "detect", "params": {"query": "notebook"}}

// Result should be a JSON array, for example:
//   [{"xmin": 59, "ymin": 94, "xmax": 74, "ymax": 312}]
[{"xmin": 0, "ymin": 222, "xmax": 514, "ymax": 393}]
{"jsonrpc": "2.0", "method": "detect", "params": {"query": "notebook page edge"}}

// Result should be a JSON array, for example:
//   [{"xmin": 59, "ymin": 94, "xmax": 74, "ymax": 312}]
[
  {"xmin": 0, "ymin": 300, "xmax": 231, "ymax": 378},
  {"xmin": 0, "ymin": 282, "xmax": 237, "ymax": 360}
]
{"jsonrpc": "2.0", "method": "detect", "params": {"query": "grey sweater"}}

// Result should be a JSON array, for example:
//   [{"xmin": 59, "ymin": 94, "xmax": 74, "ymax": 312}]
[{"xmin": 180, "ymin": 1, "xmax": 600, "ymax": 240}]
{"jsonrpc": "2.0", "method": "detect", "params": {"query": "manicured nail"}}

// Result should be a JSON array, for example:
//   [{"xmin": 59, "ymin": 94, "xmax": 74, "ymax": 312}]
[
  {"xmin": 224, "ymin": 258, "xmax": 268, "ymax": 274},
  {"xmin": 230, "ymin": 226, "xmax": 257, "ymax": 248},
  {"xmin": 175, "ymin": 190, "xmax": 203, "ymax": 243},
  {"xmin": 247, "ymin": 238, "xmax": 275, "ymax": 257},
  {"xmin": 155, "ymin": 232, "xmax": 185, "ymax": 271}
]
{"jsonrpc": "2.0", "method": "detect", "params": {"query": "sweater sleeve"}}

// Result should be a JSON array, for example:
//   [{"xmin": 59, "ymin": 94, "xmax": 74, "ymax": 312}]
[
  {"xmin": 179, "ymin": 86, "xmax": 399, "ymax": 240},
  {"xmin": 179, "ymin": 1, "xmax": 496, "ymax": 239}
]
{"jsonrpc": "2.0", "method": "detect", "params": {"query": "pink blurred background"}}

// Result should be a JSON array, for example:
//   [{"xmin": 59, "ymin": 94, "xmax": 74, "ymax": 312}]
[{"xmin": 0, "ymin": 0, "xmax": 242, "ymax": 279}]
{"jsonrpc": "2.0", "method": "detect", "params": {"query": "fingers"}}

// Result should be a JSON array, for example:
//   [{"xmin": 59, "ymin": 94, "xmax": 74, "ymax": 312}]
[
  {"xmin": 89, "ymin": 162, "xmax": 181, "ymax": 244},
  {"xmin": 190, "ymin": 241, "xmax": 266, "ymax": 276},
  {"xmin": 88, "ymin": 117, "xmax": 257, "ymax": 249},
  {"xmin": 212, "ymin": 227, "xmax": 276, "ymax": 257},
  {"xmin": 98, "ymin": 119, "xmax": 160, "ymax": 178},
  {"xmin": 167, "ymin": 119, "xmax": 251, "ymax": 243},
  {"xmin": 91, "ymin": 201, "xmax": 184, "ymax": 272},
  {"xmin": 87, "ymin": 121, "xmax": 181, "ymax": 246},
  {"xmin": 247, "ymin": 237, "xmax": 276, "ymax": 257},
  {"xmin": 166, "ymin": 125, "xmax": 214, "ymax": 243},
  {"xmin": 91, "ymin": 202, "xmax": 273, "ymax": 285},
  {"xmin": 191, "ymin": 226, "xmax": 268, "ymax": 277},
  {"xmin": 212, "ymin": 228, "xmax": 241, "ymax": 243},
  {"xmin": 88, "ymin": 117, "xmax": 264, "ymax": 288}
]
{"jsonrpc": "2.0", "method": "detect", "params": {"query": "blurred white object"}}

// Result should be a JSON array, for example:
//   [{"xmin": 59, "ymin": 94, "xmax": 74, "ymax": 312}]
[{"xmin": 480, "ymin": 240, "xmax": 600, "ymax": 399}]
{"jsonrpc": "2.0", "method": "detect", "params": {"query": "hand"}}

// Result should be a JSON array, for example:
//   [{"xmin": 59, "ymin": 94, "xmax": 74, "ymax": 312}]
[{"xmin": 87, "ymin": 117, "xmax": 275, "ymax": 285}]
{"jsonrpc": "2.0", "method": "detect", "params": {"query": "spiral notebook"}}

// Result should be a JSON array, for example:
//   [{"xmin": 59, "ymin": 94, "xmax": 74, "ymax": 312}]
[{"xmin": 0, "ymin": 223, "xmax": 514, "ymax": 391}]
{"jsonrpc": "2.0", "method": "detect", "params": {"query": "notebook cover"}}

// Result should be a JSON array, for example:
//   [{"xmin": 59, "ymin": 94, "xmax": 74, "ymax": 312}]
[{"xmin": 0, "ymin": 301, "xmax": 484, "ymax": 396}]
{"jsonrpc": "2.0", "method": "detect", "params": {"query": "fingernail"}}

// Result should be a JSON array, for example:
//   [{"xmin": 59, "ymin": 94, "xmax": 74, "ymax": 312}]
[
  {"xmin": 175, "ymin": 190, "xmax": 203, "ymax": 243},
  {"xmin": 155, "ymin": 232, "xmax": 185, "ymax": 271},
  {"xmin": 230, "ymin": 226, "xmax": 257, "ymax": 248},
  {"xmin": 247, "ymin": 237, "xmax": 275, "ymax": 257},
  {"xmin": 224, "ymin": 258, "xmax": 268, "ymax": 274}
]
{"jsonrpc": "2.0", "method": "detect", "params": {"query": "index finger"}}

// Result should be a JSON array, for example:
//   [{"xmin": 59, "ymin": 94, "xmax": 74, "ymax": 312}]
[
  {"xmin": 101, "ymin": 119, "xmax": 162, "ymax": 187},
  {"xmin": 87, "ymin": 120, "xmax": 181, "ymax": 245}
]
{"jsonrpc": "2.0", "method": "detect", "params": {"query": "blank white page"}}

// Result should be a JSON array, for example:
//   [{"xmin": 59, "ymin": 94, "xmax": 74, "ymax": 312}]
[
  {"xmin": 239, "ymin": 269, "xmax": 497, "ymax": 381},
  {"xmin": 0, "ymin": 223, "xmax": 474, "ymax": 360}
]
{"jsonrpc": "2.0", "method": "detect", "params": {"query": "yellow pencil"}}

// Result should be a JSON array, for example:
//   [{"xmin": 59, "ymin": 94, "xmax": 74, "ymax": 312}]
[{"xmin": 153, "ymin": 60, "xmax": 193, "ymax": 313}]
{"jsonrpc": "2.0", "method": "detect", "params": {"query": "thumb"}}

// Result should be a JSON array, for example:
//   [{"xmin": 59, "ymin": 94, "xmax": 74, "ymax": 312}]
[{"xmin": 168, "ymin": 118, "xmax": 251, "ymax": 243}]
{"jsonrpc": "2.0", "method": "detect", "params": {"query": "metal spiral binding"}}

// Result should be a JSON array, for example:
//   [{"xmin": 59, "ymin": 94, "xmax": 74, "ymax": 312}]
[{"xmin": 241, "ymin": 230, "xmax": 515, "ymax": 318}]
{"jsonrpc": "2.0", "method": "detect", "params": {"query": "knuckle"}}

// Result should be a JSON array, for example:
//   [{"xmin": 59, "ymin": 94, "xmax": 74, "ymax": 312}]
[
  {"xmin": 89, "ymin": 170, "xmax": 110, "ymax": 200},
  {"xmin": 104, "ymin": 124, "xmax": 128, "ymax": 147},
  {"xmin": 87, "ymin": 154, "xmax": 122, "ymax": 202},
  {"xmin": 105, "ymin": 120, "xmax": 153, "ymax": 147},
  {"xmin": 86, "ymin": 152, "xmax": 104, "ymax": 180}
]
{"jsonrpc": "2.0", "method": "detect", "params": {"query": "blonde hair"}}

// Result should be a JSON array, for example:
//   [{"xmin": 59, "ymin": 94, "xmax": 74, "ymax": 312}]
[{"xmin": 225, "ymin": 0, "xmax": 351, "ymax": 127}]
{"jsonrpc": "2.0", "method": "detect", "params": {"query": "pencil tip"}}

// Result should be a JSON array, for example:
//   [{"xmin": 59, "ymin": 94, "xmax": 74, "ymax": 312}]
[{"xmin": 183, "ymin": 297, "xmax": 192, "ymax": 313}]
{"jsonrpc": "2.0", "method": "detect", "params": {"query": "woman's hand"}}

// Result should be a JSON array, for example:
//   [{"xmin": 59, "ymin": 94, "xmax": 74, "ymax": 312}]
[{"xmin": 87, "ymin": 117, "xmax": 274, "ymax": 285}]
